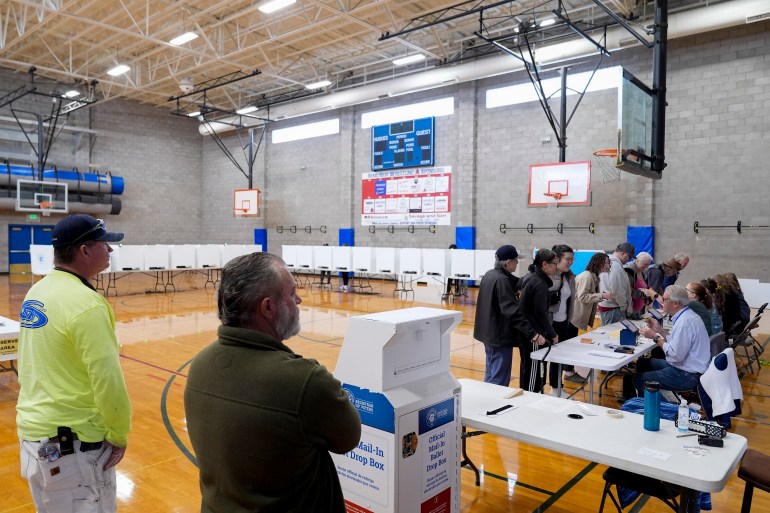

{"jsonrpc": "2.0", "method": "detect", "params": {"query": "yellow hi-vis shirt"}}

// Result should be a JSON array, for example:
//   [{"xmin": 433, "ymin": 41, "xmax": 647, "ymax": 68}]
[{"xmin": 16, "ymin": 270, "xmax": 132, "ymax": 446}]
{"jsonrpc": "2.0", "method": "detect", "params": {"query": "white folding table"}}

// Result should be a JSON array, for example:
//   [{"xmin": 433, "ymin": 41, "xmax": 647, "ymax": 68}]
[
  {"xmin": 0, "ymin": 316, "xmax": 20, "ymax": 374},
  {"xmin": 460, "ymin": 378, "xmax": 747, "ymax": 513},
  {"xmin": 530, "ymin": 322, "xmax": 656, "ymax": 403}
]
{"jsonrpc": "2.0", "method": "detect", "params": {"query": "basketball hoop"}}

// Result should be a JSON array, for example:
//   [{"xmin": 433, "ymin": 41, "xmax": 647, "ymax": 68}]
[
  {"xmin": 38, "ymin": 202, "xmax": 53, "ymax": 216},
  {"xmin": 593, "ymin": 148, "xmax": 623, "ymax": 184},
  {"xmin": 543, "ymin": 192, "xmax": 563, "ymax": 209}
]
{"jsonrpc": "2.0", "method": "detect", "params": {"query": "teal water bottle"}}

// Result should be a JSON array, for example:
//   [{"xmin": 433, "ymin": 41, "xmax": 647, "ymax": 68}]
[{"xmin": 643, "ymin": 381, "xmax": 661, "ymax": 431}]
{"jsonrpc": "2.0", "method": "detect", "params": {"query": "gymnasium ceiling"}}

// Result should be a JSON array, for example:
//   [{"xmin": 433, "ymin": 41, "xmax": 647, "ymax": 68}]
[{"xmin": 0, "ymin": 0, "xmax": 737, "ymax": 117}]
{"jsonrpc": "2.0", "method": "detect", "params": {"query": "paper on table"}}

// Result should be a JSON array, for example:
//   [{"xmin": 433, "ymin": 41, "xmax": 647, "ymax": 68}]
[
  {"xmin": 528, "ymin": 399, "xmax": 574, "ymax": 414},
  {"xmin": 637, "ymin": 447, "xmax": 672, "ymax": 461},
  {"xmin": 587, "ymin": 351, "xmax": 626, "ymax": 359}
]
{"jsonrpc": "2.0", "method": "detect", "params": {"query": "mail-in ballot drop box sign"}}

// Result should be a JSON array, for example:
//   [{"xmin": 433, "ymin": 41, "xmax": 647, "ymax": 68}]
[{"xmin": 333, "ymin": 307, "xmax": 462, "ymax": 513}]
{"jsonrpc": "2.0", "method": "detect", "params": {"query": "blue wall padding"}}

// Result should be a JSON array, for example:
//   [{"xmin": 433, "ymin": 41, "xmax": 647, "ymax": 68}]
[
  {"xmin": 254, "ymin": 229, "xmax": 268, "ymax": 253},
  {"xmin": 339, "ymin": 228, "xmax": 355, "ymax": 247},
  {"xmin": 339, "ymin": 228, "xmax": 355, "ymax": 278},
  {"xmin": 571, "ymin": 249, "xmax": 604, "ymax": 275},
  {"xmin": 456, "ymin": 226, "xmax": 475, "ymax": 249},
  {"xmin": 627, "ymin": 226, "xmax": 654, "ymax": 259},
  {"xmin": 3, "ymin": 165, "xmax": 125, "ymax": 194}
]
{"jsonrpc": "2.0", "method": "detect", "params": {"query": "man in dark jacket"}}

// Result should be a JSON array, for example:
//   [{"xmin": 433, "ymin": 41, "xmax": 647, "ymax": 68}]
[
  {"xmin": 185, "ymin": 252, "xmax": 361, "ymax": 513},
  {"xmin": 474, "ymin": 245, "xmax": 544, "ymax": 386}
]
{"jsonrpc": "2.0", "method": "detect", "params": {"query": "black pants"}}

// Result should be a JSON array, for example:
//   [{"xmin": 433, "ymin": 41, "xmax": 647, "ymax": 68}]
[{"xmin": 549, "ymin": 320, "xmax": 579, "ymax": 387}]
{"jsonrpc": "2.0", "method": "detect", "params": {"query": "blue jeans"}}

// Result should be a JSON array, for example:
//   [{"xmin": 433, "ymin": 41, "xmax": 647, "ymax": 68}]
[
  {"xmin": 632, "ymin": 358, "xmax": 700, "ymax": 396},
  {"xmin": 484, "ymin": 345, "xmax": 513, "ymax": 386},
  {"xmin": 599, "ymin": 307, "xmax": 623, "ymax": 326}
]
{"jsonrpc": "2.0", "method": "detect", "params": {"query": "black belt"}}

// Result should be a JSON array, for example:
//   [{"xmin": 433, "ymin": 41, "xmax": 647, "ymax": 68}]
[{"xmin": 47, "ymin": 435, "xmax": 103, "ymax": 452}]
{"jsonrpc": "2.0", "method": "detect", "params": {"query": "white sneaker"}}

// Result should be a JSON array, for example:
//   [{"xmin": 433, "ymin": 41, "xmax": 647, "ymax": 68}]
[
  {"xmin": 550, "ymin": 388, "xmax": 570, "ymax": 399},
  {"xmin": 660, "ymin": 390, "xmax": 679, "ymax": 404}
]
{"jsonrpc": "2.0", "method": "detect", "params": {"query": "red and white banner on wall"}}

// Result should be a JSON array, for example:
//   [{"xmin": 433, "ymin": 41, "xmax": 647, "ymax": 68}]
[{"xmin": 361, "ymin": 166, "xmax": 452, "ymax": 226}]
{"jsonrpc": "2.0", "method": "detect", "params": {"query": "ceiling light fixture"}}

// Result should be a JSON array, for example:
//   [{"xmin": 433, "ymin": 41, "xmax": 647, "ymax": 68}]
[
  {"xmin": 305, "ymin": 80, "xmax": 331, "ymax": 90},
  {"xmin": 258, "ymin": 0, "xmax": 296, "ymax": 14},
  {"xmin": 236, "ymin": 105, "xmax": 259, "ymax": 114},
  {"xmin": 63, "ymin": 90, "xmax": 81, "ymax": 98},
  {"xmin": 392, "ymin": 54, "xmax": 426, "ymax": 66},
  {"xmin": 540, "ymin": 18, "xmax": 556, "ymax": 27},
  {"xmin": 170, "ymin": 32, "xmax": 198, "ymax": 46},
  {"xmin": 107, "ymin": 64, "xmax": 131, "ymax": 76},
  {"xmin": 187, "ymin": 110, "xmax": 201, "ymax": 117}
]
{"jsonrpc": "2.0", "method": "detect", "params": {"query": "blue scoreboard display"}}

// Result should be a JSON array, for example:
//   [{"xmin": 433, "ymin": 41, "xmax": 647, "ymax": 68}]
[{"xmin": 371, "ymin": 117, "xmax": 434, "ymax": 171}]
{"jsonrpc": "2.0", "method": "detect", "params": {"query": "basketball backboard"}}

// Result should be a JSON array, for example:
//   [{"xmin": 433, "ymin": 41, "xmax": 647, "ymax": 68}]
[
  {"xmin": 528, "ymin": 161, "xmax": 591, "ymax": 207},
  {"xmin": 233, "ymin": 188, "xmax": 260, "ymax": 217},
  {"xmin": 615, "ymin": 69, "xmax": 661, "ymax": 179},
  {"xmin": 16, "ymin": 180, "xmax": 68, "ymax": 215}
]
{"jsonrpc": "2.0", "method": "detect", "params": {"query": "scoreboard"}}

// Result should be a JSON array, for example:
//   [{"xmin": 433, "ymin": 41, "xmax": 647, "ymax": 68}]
[{"xmin": 371, "ymin": 117, "xmax": 434, "ymax": 171}]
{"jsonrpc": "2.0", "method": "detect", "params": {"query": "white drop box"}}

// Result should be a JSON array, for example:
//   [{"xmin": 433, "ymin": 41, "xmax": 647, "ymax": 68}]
[{"xmin": 333, "ymin": 307, "xmax": 462, "ymax": 513}]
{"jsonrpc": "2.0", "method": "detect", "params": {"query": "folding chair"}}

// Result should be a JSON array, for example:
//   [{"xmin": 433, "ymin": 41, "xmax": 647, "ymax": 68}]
[
  {"xmin": 598, "ymin": 467, "xmax": 679, "ymax": 512},
  {"xmin": 730, "ymin": 315, "xmax": 762, "ymax": 375}
]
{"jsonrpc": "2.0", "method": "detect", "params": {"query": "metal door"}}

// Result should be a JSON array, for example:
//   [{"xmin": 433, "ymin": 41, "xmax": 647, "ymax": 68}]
[{"xmin": 8, "ymin": 224, "xmax": 54, "ymax": 281}]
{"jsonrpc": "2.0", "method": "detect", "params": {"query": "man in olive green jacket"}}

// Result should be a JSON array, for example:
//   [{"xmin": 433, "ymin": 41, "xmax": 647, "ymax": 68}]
[{"xmin": 185, "ymin": 252, "xmax": 361, "ymax": 513}]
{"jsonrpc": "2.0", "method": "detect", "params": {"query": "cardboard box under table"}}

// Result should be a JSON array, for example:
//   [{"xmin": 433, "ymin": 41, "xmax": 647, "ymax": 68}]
[{"xmin": 333, "ymin": 307, "xmax": 462, "ymax": 513}]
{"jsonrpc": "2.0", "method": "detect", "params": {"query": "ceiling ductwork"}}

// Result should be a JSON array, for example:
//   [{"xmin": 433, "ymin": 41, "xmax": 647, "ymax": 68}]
[{"xmin": 199, "ymin": 0, "xmax": 768, "ymax": 135}]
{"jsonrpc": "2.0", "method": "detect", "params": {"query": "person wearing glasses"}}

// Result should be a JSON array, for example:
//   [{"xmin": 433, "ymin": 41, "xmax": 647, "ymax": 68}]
[
  {"xmin": 624, "ymin": 251, "xmax": 653, "ymax": 319},
  {"xmin": 548, "ymin": 244, "xmax": 583, "ymax": 386},
  {"xmin": 633, "ymin": 285, "xmax": 711, "ymax": 396},
  {"xmin": 520, "ymin": 248, "xmax": 560, "ymax": 394},
  {"xmin": 598, "ymin": 242, "xmax": 635, "ymax": 325},
  {"xmin": 16, "ymin": 214, "xmax": 131, "ymax": 513}
]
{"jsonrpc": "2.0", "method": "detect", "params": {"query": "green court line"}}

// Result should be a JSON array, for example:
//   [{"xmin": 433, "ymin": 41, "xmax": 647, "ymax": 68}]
[
  {"xmin": 462, "ymin": 466, "xmax": 554, "ymax": 496},
  {"xmin": 463, "ymin": 461, "xmax": 599, "ymax": 504},
  {"xmin": 629, "ymin": 495, "xmax": 651, "ymax": 512},
  {"xmin": 160, "ymin": 358, "xmax": 198, "ymax": 467},
  {"xmin": 533, "ymin": 462, "xmax": 599, "ymax": 512}
]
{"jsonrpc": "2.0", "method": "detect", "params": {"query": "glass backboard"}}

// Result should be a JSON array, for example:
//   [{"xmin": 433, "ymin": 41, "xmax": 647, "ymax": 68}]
[{"xmin": 16, "ymin": 179, "xmax": 69, "ymax": 214}]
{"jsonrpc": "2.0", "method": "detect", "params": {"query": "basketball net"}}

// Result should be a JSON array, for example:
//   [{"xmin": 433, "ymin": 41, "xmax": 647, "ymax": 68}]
[
  {"xmin": 543, "ymin": 192, "xmax": 562, "ymax": 209},
  {"xmin": 593, "ymin": 149, "xmax": 622, "ymax": 184},
  {"xmin": 39, "ymin": 202, "xmax": 53, "ymax": 216},
  {"xmin": 594, "ymin": 128, "xmax": 623, "ymax": 184},
  {"xmin": 233, "ymin": 208, "xmax": 249, "ymax": 218}
]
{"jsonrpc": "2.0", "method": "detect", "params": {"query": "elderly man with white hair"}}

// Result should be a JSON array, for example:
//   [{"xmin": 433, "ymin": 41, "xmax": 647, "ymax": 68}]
[
  {"xmin": 633, "ymin": 285, "xmax": 711, "ymax": 396},
  {"xmin": 624, "ymin": 251, "xmax": 653, "ymax": 319}
]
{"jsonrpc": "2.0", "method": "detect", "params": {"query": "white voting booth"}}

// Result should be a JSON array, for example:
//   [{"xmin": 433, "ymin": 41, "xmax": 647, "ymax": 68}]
[{"xmin": 333, "ymin": 307, "xmax": 462, "ymax": 513}]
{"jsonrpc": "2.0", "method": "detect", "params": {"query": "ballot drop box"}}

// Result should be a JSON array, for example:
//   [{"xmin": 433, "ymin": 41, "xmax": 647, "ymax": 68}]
[{"xmin": 333, "ymin": 307, "xmax": 462, "ymax": 513}]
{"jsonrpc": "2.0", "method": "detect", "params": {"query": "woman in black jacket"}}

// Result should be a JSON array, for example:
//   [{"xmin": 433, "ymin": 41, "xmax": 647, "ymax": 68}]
[{"xmin": 519, "ymin": 248, "xmax": 559, "ymax": 392}]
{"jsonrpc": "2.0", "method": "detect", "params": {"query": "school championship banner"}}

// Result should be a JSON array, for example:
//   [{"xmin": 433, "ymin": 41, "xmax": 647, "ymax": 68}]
[{"xmin": 361, "ymin": 167, "xmax": 452, "ymax": 226}]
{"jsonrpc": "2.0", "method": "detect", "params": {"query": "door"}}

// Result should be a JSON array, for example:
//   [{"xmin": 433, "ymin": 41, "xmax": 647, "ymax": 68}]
[{"xmin": 8, "ymin": 224, "xmax": 54, "ymax": 283}]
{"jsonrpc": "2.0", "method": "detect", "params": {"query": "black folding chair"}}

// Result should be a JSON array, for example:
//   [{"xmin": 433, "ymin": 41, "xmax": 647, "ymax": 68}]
[{"xmin": 730, "ymin": 315, "xmax": 762, "ymax": 375}]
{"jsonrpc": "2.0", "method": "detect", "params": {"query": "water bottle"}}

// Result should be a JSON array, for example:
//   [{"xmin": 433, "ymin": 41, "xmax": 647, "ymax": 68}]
[
  {"xmin": 678, "ymin": 398, "xmax": 690, "ymax": 433},
  {"xmin": 37, "ymin": 437, "xmax": 61, "ymax": 462},
  {"xmin": 643, "ymin": 381, "xmax": 661, "ymax": 431}
]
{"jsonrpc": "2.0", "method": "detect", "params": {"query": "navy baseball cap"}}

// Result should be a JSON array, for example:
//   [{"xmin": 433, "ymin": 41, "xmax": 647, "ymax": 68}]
[
  {"xmin": 495, "ymin": 245, "xmax": 520, "ymax": 261},
  {"xmin": 52, "ymin": 214, "xmax": 124, "ymax": 248}
]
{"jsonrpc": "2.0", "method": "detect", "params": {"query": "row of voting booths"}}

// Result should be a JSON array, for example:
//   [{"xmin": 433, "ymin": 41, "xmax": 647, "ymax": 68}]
[
  {"xmin": 282, "ymin": 245, "xmax": 497, "ymax": 281},
  {"xmin": 28, "ymin": 244, "xmax": 262, "ymax": 294}
]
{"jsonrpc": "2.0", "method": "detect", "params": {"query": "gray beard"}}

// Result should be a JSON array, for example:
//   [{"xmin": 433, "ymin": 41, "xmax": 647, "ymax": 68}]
[{"xmin": 275, "ymin": 302, "xmax": 300, "ymax": 341}]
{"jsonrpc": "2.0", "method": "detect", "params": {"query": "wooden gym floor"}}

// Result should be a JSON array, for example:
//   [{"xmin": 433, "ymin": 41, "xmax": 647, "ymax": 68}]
[{"xmin": 1, "ymin": 273, "xmax": 768, "ymax": 513}]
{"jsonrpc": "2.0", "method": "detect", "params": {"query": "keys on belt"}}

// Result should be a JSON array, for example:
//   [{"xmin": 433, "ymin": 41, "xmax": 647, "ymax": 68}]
[{"xmin": 47, "ymin": 433, "xmax": 103, "ymax": 453}]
